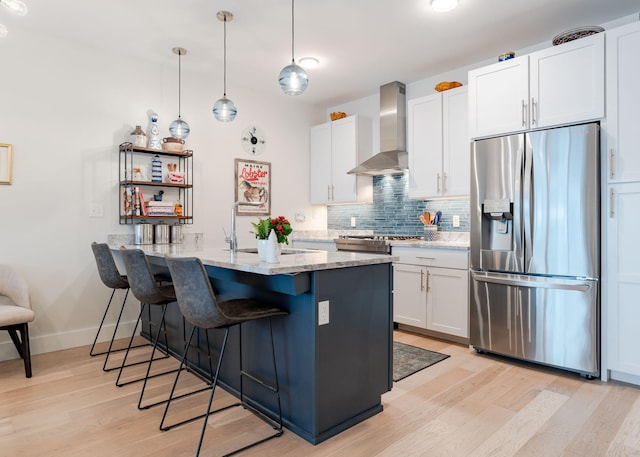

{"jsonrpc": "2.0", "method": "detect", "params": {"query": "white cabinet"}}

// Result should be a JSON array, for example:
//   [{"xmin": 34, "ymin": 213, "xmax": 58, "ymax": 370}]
[
  {"xmin": 393, "ymin": 264, "xmax": 427, "ymax": 328},
  {"xmin": 605, "ymin": 21, "xmax": 640, "ymax": 385},
  {"xmin": 468, "ymin": 55, "xmax": 529, "ymax": 138},
  {"xmin": 309, "ymin": 115, "xmax": 372, "ymax": 204},
  {"xmin": 468, "ymin": 33, "xmax": 604, "ymax": 138},
  {"xmin": 408, "ymin": 86, "xmax": 469, "ymax": 199},
  {"xmin": 606, "ymin": 183, "xmax": 640, "ymax": 381},
  {"xmin": 606, "ymin": 21, "xmax": 640, "ymax": 183},
  {"xmin": 392, "ymin": 246, "xmax": 469, "ymax": 339}
]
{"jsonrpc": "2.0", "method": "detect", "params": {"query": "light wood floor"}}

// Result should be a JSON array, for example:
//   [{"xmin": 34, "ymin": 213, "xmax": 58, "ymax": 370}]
[{"xmin": 1, "ymin": 330, "xmax": 640, "ymax": 457}]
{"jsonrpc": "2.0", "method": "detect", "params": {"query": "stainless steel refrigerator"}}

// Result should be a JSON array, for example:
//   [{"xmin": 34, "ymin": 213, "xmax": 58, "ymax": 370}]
[{"xmin": 469, "ymin": 122, "xmax": 600, "ymax": 378}]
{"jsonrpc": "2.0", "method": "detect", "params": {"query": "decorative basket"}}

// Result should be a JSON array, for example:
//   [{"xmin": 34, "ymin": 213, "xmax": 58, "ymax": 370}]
[
  {"xmin": 330, "ymin": 111, "xmax": 347, "ymax": 121},
  {"xmin": 552, "ymin": 26, "xmax": 604, "ymax": 46},
  {"xmin": 434, "ymin": 81, "xmax": 463, "ymax": 92}
]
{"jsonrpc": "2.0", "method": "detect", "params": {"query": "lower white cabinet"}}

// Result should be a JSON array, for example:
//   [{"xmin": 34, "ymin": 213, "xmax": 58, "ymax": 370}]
[
  {"xmin": 607, "ymin": 182, "xmax": 640, "ymax": 382},
  {"xmin": 392, "ymin": 246, "xmax": 469, "ymax": 339}
]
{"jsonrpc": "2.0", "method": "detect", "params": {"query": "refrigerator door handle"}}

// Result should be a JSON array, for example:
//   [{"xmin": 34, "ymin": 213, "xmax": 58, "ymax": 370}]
[
  {"xmin": 471, "ymin": 271, "xmax": 593, "ymax": 292},
  {"xmin": 523, "ymin": 138, "xmax": 533, "ymax": 271}
]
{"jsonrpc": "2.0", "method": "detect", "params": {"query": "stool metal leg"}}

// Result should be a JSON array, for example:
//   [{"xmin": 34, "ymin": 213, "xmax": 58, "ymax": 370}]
[
  {"xmin": 159, "ymin": 327, "xmax": 225, "ymax": 431},
  {"xmin": 90, "ymin": 288, "xmax": 149, "ymax": 371},
  {"xmin": 137, "ymin": 304, "xmax": 187, "ymax": 409},
  {"xmin": 115, "ymin": 303, "xmax": 170, "ymax": 387},
  {"xmin": 195, "ymin": 327, "xmax": 232, "ymax": 457}
]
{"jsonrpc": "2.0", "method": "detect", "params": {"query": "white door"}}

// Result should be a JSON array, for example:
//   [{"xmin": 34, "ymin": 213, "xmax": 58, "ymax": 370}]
[
  {"xmin": 309, "ymin": 122, "xmax": 332, "ymax": 204},
  {"xmin": 426, "ymin": 267, "xmax": 469, "ymax": 338},
  {"xmin": 443, "ymin": 86, "xmax": 470, "ymax": 197},
  {"xmin": 408, "ymin": 93, "xmax": 442, "ymax": 198},
  {"xmin": 607, "ymin": 183, "xmax": 640, "ymax": 379},
  {"xmin": 393, "ymin": 264, "xmax": 427, "ymax": 328},
  {"xmin": 331, "ymin": 116, "xmax": 358, "ymax": 203},
  {"xmin": 530, "ymin": 33, "xmax": 604, "ymax": 129},
  {"xmin": 468, "ymin": 55, "xmax": 529, "ymax": 138},
  {"xmin": 606, "ymin": 22, "xmax": 640, "ymax": 183}
]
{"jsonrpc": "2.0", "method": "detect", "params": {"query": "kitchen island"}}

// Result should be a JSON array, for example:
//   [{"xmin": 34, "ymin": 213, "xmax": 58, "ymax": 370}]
[{"xmin": 113, "ymin": 244, "xmax": 395, "ymax": 445}]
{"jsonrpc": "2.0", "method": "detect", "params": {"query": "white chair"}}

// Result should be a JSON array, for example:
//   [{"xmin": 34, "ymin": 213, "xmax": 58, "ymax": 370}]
[{"xmin": 0, "ymin": 264, "xmax": 35, "ymax": 378}]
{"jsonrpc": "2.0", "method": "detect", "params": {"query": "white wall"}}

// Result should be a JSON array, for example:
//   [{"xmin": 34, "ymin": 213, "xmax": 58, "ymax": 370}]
[{"xmin": 0, "ymin": 25, "xmax": 325, "ymax": 361}]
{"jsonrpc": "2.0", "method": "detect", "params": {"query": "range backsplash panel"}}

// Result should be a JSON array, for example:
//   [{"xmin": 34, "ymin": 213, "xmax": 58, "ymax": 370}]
[{"xmin": 327, "ymin": 174, "xmax": 469, "ymax": 235}]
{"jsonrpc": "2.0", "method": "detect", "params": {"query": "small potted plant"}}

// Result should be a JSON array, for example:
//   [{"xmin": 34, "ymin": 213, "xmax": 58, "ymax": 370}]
[{"xmin": 251, "ymin": 216, "xmax": 292, "ymax": 262}]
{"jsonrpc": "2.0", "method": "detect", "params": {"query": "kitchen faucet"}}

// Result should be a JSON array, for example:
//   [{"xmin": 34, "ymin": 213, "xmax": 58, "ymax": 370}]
[{"xmin": 228, "ymin": 201, "xmax": 262, "ymax": 254}]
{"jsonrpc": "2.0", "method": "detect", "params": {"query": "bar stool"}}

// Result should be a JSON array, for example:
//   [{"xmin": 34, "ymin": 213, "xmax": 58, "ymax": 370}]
[
  {"xmin": 161, "ymin": 256, "xmax": 287, "ymax": 457},
  {"xmin": 90, "ymin": 242, "xmax": 148, "ymax": 371},
  {"xmin": 117, "ymin": 247, "xmax": 184, "ymax": 410}
]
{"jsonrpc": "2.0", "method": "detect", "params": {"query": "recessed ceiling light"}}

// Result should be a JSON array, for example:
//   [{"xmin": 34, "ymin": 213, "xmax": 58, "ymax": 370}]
[
  {"xmin": 299, "ymin": 57, "xmax": 320, "ymax": 69},
  {"xmin": 431, "ymin": 0, "xmax": 458, "ymax": 13}
]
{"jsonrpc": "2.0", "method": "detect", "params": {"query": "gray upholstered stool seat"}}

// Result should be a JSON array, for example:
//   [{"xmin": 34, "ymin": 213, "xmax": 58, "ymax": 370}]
[
  {"xmin": 117, "ymin": 247, "xmax": 187, "ymax": 410},
  {"xmin": 0, "ymin": 265, "xmax": 35, "ymax": 378},
  {"xmin": 161, "ymin": 256, "xmax": 287, "ymax": 457}
]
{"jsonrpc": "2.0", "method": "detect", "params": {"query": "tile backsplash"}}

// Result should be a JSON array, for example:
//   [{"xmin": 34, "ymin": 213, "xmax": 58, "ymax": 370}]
[{"xmin": 327, "ymin": 174, "xmax": 469, "ymax": 235}]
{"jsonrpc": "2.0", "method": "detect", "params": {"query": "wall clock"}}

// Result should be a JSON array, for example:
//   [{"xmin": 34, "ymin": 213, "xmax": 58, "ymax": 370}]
[{"xmin": 241, "ymin": 125, "xmax": 267, "ymax": 156}]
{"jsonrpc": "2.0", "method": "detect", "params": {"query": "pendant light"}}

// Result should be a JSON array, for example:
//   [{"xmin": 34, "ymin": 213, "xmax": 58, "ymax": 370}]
[
  {"xmin": 213, "ymin": 11, "xmax": 237, "ymax": 122},
  {"xmin": 169, "ymin": 47, "xmax": 191, "ymax": 140},
  {"xmin": 278, "ymin": 0, "xmax": 308, "ymax": 96}
]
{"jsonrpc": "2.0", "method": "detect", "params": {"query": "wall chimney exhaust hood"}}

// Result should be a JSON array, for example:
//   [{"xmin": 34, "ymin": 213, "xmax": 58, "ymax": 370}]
[{"xmin": 348, "ymin": 81, "xmax": 407, "ymax": 176}]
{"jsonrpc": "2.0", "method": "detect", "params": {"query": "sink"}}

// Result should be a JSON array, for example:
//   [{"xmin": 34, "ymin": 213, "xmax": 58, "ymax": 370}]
[
  {"xmin": 229, "ymin": 248, "xmax": 318, "ymax": 255},
  {"xmin": 232, "ymin": 248, "xmax": 297, "ymax": 255}
]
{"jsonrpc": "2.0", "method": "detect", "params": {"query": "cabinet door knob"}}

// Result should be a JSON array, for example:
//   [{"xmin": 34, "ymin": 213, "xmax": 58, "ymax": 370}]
[
  {"xmin": 521, "ymin": 100, "xmax": 527, "ymax": 127},
  {"xmin": 437, "ymin": 173, "xmax": 441, "ymax": 194}
]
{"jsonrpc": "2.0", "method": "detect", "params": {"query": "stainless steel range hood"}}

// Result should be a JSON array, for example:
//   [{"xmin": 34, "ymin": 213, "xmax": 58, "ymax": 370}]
[{"xmin": 348, "ymin": 81, "xmax": 407, "ymax": 176}]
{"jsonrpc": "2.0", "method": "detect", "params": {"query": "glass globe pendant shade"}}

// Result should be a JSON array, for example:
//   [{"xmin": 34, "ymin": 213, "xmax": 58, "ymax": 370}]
[
  {"xmin": 279, "ymin": 62, "xmax": 308, "ymax": 96},
  {"xmin": 213, "ymin": 96, "xmax": 237, "ymax": 122},
  {"xmin": 169, "ymin": 117, "xmax": 190, "ymax": 140}
]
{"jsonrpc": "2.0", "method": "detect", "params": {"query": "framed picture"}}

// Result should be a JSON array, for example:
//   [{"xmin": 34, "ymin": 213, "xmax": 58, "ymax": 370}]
[
  {"xmin": 0, "ymin": 143, "xmax": 12, "ymax": 185},
  {"xmin": 234, "ymin": 158, "xmax": 271, "ymax": 216}
]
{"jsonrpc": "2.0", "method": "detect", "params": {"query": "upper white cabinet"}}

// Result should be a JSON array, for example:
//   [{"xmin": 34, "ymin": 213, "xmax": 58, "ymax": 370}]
[
  {"xmin": 468, "ymin": 55, "xmax": 529, "ymax": 138},
  {"xmin": 468, "ymin": 33, "xmax": 604, "ymax": 138},
  {"xmin": 309, "ymin": 115, "xmax": 372, "ymax": 204},
  {"xmin": 606, "ymin": 21, "xmax": 640, "ymax": 183},
  {"xmin": 408, "ymin": 86, "xmax": 469, "ymax": 199}
]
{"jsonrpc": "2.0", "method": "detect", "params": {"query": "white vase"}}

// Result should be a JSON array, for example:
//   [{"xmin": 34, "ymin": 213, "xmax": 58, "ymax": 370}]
[
  {"xmin": 257, "ymin": 239, "xmax": 269, "ymax": 262},
  {"xmin": 266, "ymin": 230, "xmax": 281, "ymax": 263}
]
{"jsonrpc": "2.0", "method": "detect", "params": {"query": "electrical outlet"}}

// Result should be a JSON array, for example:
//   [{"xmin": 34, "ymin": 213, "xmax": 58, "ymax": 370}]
[
  {"xmin": 89, "ymin": 203, "xmax": 103, "ymax": 218},
  {"xmin": 452, "ymin": 215, "xmax": 460, "ymax": 227},
  {"xmin": 318, "ymin": 300, "xmax": 330, "ymax": 326},
  {"xmin": 350, "ymin": 217, "xmax": 356, "ymax": 227}
]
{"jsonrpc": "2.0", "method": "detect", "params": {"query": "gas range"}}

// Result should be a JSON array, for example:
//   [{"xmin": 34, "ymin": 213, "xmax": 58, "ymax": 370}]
[{"xmin": 334, "ymin": 234, "xmax": 423, "ymax": 254}]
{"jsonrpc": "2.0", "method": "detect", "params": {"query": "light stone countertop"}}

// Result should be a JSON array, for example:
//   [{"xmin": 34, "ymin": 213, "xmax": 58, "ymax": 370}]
[{"xmin": 114, "ymin": 243, "xmax": 396, "ymax": 276}]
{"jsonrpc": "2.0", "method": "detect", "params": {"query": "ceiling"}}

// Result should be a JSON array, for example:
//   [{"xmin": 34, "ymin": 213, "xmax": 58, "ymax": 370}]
[{"xmin": 4, "ymin": 0, "xmax": 640, "ymax": 107}]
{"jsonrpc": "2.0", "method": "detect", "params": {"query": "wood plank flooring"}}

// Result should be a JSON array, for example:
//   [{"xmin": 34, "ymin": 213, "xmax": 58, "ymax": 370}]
[{"xmin": 1, "ymin": 330, "xmax": 639, "ymax": 457}]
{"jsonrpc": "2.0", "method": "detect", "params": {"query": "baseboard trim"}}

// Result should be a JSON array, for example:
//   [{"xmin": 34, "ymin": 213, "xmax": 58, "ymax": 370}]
[{"xmin": 0, "ymin": 320, "xmax": 139, "ymax": 362}]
